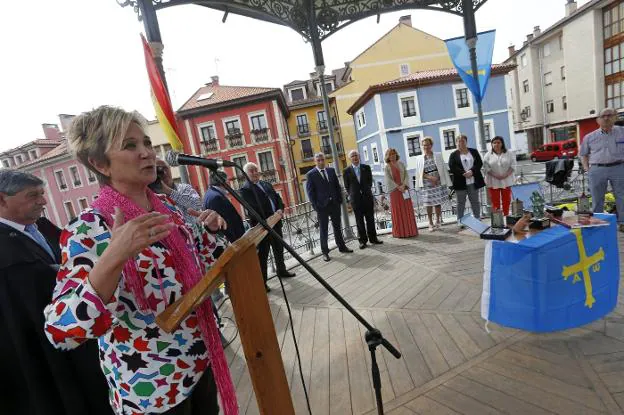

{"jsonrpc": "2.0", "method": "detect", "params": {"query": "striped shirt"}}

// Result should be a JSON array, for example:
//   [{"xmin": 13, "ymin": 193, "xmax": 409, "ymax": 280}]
[{"xmin": 169, "ymin": 183, "xmax": 202, "ymax": 224}]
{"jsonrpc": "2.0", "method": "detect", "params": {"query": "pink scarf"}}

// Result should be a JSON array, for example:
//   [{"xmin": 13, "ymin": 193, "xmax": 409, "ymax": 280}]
[{"xmin": 92, "ymin": 185, "xmax": 238, "ymax": 414}]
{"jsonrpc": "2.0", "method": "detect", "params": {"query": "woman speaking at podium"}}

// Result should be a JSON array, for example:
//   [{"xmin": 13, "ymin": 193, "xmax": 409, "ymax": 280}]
[{"xmin": 43, "ymin": 106, "xmax": 237, "ymax": 415}]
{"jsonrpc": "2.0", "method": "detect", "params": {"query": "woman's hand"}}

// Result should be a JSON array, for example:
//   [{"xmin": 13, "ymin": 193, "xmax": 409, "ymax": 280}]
[
  {"xmin": 189, "ymin": 208, "xmax": 227, "ymax": 232},
  {"xmin": 463, "ymin": 170, "xmax": 474, "ymax": 178},
  {"xmin": 109, "ymin": 208, "xmax": 175, "ymax": 259}
]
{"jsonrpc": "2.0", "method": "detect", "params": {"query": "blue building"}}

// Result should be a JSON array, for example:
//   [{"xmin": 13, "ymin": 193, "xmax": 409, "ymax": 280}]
[{"xmin": 347, "ymin": 64, "xmax": 516, "ymax": 192}]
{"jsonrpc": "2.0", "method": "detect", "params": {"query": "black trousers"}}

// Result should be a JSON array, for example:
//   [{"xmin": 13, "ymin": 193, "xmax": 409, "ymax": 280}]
[
  {"xmin": 353, "ymin": 200, "xmax": 377, "ymax": 244},
  {"xmin": 318, "ymin": 202, "xmax": 347, "ymax": 254},
  {"xmin": 161, "ymin": 367, "xmax": 219, "ymax": 415},
  {"xmin": 258, "ymin": 224, "xmax": 287, "ymax": 282}
]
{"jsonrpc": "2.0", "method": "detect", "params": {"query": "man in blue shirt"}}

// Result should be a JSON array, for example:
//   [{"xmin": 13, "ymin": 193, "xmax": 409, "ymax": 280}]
[{"xmin": 580, "ymin": 108, "xmax": 624, "ymax": 230}]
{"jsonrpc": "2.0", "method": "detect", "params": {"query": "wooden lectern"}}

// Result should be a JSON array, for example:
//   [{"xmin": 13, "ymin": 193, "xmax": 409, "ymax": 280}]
[{"xmin": 156, "ymin": 213, "xmax": 294, "ymax": 414}]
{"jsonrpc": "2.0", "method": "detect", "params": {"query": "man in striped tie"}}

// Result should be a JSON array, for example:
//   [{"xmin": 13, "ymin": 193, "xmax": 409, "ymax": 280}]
[{"xmin": 0, "ymin": 170, "xmax": 110, "ymax": 415}]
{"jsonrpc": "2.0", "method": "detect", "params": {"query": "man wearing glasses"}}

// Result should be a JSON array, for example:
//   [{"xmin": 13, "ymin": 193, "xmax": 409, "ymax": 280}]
[{"xmin": 580, "ymin": 108, "xmax": 624, "ymax": 231}]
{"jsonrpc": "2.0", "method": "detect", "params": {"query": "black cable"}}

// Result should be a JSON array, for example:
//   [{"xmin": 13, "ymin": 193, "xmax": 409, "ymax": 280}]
[{"xmin": 212, "ymin": 169, "xmax": 313, "ymax": 414}]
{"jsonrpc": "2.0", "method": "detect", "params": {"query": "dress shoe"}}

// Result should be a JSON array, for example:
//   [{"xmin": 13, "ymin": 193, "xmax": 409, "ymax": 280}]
[
  {"xmin": 279, "ymin": 271, "xmax": 296, "ymax": 278},
  {"xmin": 339, "ymin": 247, "xmax": 354, "ymax": 253},
  {"xmin": 370, "ymin": 239, "xmax": 384, "ymax": 245},
  {"xmin": 359, "ymin": 242, "xmax": 367, "ymax": 249},
  {"xmin": 322, "ymin": 253, "xmax": 331, "ymax": 262}
]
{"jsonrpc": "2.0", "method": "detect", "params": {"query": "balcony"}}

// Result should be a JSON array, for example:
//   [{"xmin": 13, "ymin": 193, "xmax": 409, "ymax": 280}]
[
  {"xmin": 225, "ymin": 130, "xmax": 244, "ymax": 148},
  {"xmin": 252, "ymin": 128, "xmax": 270, "ymax": 143},
  {"xmin": 297, "ymin": 124, "xmax": 310, "ymax": 138},
  {"xmin": 301, "ymin": 149, "xmax": 314, "ymax": 160},
  {"xmin": 322, "ymin": 144, "xmax": 344, "ymax": 157},
  {"xmin": 202, "ymin": 139, "xmax": 219, "ymax": 153},
  {"xmin": 317, "ymin": 120, "xmax": 328, "ymax": 133},
  {"xmin": 260, "ymin": 169, "xmax": 278, "ymax": 184}
]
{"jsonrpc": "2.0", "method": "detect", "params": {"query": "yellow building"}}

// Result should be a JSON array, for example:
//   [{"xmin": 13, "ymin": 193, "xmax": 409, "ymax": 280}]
[
  {"xmin": 284, "ymin": 73, "xmax": 348, "ymax": 200},
  {"xmin": 330, "ymin": 15, "xmax": 453, "ymax": 153}
]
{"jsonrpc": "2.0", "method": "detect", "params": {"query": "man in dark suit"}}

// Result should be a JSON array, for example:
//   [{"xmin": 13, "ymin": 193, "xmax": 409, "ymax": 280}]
[
  {"xmin": 203, "ymin": 170, "xmax": 245, "ymax": 243},
  {"xmin": 305, "ymin": 152, "xmax": 353, "ymax": 262},
  {"xmin": 0, "ymin": 170, "xmax": 110, "ymax": 415},
  {"xmin": 343, "ymin": 149, "xmax": 383, "ymax": 249},
  {"xmin": 240, "ymin": 162, "xmax": 295, "ymax": 292}
]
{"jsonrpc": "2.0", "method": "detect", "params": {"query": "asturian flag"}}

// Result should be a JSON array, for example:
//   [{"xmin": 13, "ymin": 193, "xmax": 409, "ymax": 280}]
[
  {"xmin": 141, "ymin": 34, "xmax": 184, "ymax": 151},
  {"xmin": 482, "ymin": 214, "xmax": 620, "ymax": 332},
  {"xmin": 445, "ymin": 30, "xmax": 496, "ymax": 103}
]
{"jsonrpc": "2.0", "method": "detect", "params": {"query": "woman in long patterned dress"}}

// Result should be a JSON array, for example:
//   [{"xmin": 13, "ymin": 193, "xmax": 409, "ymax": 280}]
[
  {"xmin": 43, "ymin": 106, "xmax": 237, "ymax": 415},
  {"xmin": 414, "ymin": 137, "xmax": 451, "ymax": 231},
  {"xmin": 384, "ymin": 148, "xmax": 418, "ymax": 238}
]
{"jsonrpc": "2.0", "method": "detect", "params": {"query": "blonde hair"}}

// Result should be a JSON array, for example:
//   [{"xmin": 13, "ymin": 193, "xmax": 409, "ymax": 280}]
[
  {"xmin": 384, "ymin": 148, "xmax": 399, "ymax": 163},
  {"xmin": 68, "ymin": 105, "xmax": 147, "ymax": 184},
  {"xmin": 422, "ymin": 136, "xmax": 434, "ymax": 147}
]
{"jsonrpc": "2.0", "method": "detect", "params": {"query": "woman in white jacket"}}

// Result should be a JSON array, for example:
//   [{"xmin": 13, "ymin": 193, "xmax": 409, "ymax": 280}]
[
  {"xmin": 483, "ymin": 136, "xmax": 516, "ymax": 215},
  {"xmin": 414, "ymin": 137, "xmax": 451, "ymax": 231}
]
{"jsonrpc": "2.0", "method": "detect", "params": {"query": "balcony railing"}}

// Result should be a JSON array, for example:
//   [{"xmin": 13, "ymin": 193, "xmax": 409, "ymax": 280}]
[
  {"xmin": 225, "ymin": 130, "xmax": 244, "ymax": 148},
  {"xmin": 297, "ymin": 124, "xmax": 310, "ymax": 137},
  {"xmin": 252, "ymin": 128, "xmax": 270, "ymax": 143},
  {"xmin": 317, "ymin": 120, "xmax": 328, "ymax": 132},
  {"xmin": 301, "ymin": 149, "xmax": 314, "ymax": 160},
  {"xmin": 260, "ymin": 169, "xmax": 278, "ymax": 184},
  {"xmin": 202, "ymin": 139, "xmax": 218, "ymax": 153},
  {"xmin": 322, "ymin": 144, "xmax": 345, "ymax": 157}
]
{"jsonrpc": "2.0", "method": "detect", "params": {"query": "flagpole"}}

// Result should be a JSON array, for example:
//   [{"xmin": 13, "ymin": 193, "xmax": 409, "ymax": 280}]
[
  {"xmin": 463, "ymin": 0, "xmax": 487, "ymax": 153},
  {"xmin": 138, "ymin": 0, "xmax": 191, "ymax": 185}
]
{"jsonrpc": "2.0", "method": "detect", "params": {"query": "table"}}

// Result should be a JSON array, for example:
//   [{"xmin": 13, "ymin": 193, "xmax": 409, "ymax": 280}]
[{"xmin": 481, "ymin": 213, "xmax": 620, "ymax": 332}]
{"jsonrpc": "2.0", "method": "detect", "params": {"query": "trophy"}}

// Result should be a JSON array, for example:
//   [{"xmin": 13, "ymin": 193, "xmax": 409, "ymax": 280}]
[
  {"xmin": 576, "ymin": 192, "xmax": 593, "ymax": 215},
  {"xmin": 506, "ymin": 198, "xmax": 524, "ymax": 226},
  {"xmin": 491, "ymin": 209, "xmax": 505, "ymax": 229},
  {"xmin": 529, "ymin": 191, "xmax": 551, "ymax": 230}
]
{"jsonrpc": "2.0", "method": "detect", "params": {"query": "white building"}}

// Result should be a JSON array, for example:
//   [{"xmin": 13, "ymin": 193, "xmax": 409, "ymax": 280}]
[{"xmin": 505, "ymin": 0, "xmax": 624, "ymax": 152}]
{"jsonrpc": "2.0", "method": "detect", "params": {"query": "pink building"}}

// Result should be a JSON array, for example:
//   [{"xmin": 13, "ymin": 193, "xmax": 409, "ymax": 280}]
[{"xmin": 0, "ymin": 118, "xmax": 101, "ymax": 227}]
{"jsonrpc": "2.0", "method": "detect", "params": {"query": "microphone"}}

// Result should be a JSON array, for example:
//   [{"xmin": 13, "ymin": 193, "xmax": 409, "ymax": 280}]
[{"xmin": 165, "ymin": 150, "xmax": 237, "ymax": 169}]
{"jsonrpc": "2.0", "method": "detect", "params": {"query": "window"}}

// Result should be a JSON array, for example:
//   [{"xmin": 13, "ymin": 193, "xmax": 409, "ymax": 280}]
[
  {"xmin": 546, "ymin": 100, "xmax": 555, "ymax": 113},
  {"xmin": 315, "ymin": 81, "xmax": 334, "ymax": 95},
  {"xmin": 356, "ymin": 109, "xmax": 366, "ymax": 129},
  {"xmin": 400, "ymin": 63, "xmax": 410, "ymax": 77},
  {"xmin": 406, "ymin": 135, "xmax": 422, "ymax": 157},
  {"xmin": 86, "ymin": 168, "xmax": 97, "ymax": 183},
  {"xmin": 301, "ymin": 139, "xmax": 313, "ymax": 159},
  {"xmin": 604, "ymin": 43, "xmax": 624, "ymax": 76},
  {"xmin": 371, "ymin": 144, "xmax": 379, "ymax": 164},
  {"xmin": 483, "ymin": 123, "xmax": 492, "ymax": 142},
  {"xmin": 544, "ymin": 72, "xmax": 552, "ymax": 86},
  {"xmin": 542, "ymin": 43, "xmax": 551, "ymax": 57},
  {"xmin": 55, "ymin": 170, "xmax": 67, "ymax": 191},
  {"xmin": 69, "ymin": 166, "xmax": 82, "ymax": 187},
  {"xmin": 559, "ymin": 35, "xmax": 563, "ymax": 50},
  {"xmin": 250, "ymin": 113, "xmax": 267, "ymax": 131},
  {"xmin": 78, "ymin": 198, "xmax": 89, "ymax": 211},
  {"xmin": 443, "ymin": 129, "xmax": 457, "ymax": 150},
  {"xmin": 456, "ymin": 88, "xmax": 470, "ymax": 108},
  {"xmin": 560, "ymin": 66, "xmax": 566, "ymax": 80},
  {"xmin": 224, "ymin": 119, "xmax": 241, "ymax": 135},
  {"xmin": 363, "ymin": 146, "xmax": 369, "ymax": 161},
  {"xmin": 200, "ymin": 124, "xmax": 216, "ymax": 142},
  {"xmin": 28, "ymin": 149, "xmax": 37, "ymax": 160},
  {"xmin": 604, "ymin": 3, "xmax": 624, "ymax": 39},
  {"xmin": 289, "ymin": 87, "xmax": 305, "ymax": 101},
  {"xmin": 2, "ymin": 159, "xmax": 9, "ymax": 168},
  {"xmin": 401, "ymin": 97, "xmax": 417, "ymax": 117},
  {"xmin": 14, "ymin": 155, "xmax": 23, "ymax": 165},
  {"xmin": 257, "ymin": 151, "xmax": 274, "ymax": 171},
  {"xmin": 296, "ymin": 114, "xmax": 309, "ymax": 135},
  {"xmin": 231, "ymin": 155, "xmax": 247, "ymax": 169},
  {"xmin": 606, "ymin": 80, "xmax": 624, "ymax": 109},
  {"xmin": 321, "ymin": 135, "xmax": 331, "ymax": 153},
  {"xmin": 317, "ymin": 111, "xmax": 328, "ymax": 130},
  {"xmin": 64, "ymin": 201, "xmax": 76, "ymax": 221},
  {"xmin": 523, "ymin": 80, "xmax": 529, "ymax": 93},
  {"xmin": 523, "ymin": 106, "xmax": 532, "ymax": 119},
  {"xmin": 521, "ymin": 54, "xmax": 527, "ymax": 67},
  {"xmin": 562, "ymin": 96, "xmax": 567, "ymax": 110}
]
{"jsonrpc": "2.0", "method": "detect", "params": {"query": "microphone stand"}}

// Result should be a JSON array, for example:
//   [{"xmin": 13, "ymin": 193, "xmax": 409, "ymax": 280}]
[{"xmin": 210, "ymin": 165, "xmax": 401, "ymax": 415}]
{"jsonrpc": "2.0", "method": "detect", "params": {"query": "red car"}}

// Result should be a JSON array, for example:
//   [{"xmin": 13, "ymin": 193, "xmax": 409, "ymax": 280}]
[{"xmin": 530, "ymin": 139, "xmax": 578, "ymax": 162}]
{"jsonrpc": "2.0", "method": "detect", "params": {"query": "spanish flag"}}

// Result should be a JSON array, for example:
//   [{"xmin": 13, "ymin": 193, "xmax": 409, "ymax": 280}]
[{"xmin": 141, "ymin": 34, "xmax": 184, "ymax": 151}]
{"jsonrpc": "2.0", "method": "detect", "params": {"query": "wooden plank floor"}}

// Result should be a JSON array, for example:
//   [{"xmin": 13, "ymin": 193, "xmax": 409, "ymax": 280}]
[{"xmin": 219, "ymin": 225, "xmax": 624, "ymax": 414}]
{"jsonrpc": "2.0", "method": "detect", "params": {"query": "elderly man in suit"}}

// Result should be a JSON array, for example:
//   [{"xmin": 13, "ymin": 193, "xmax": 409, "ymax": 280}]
[
  {"xmin": 343, "ymin": 149, "xmax": 383, "ymax": 249},
  {"xmin": 306, "ymin": 152, "xmax": 353, "ymax": 262},
  {"xmin": 203, "ymin": 169, "xmax": 245, "ymax": 243},
  {"xmin": 240, "ymin": 162, "xmax": 295, "ymax": 292},
  {"xmin": 0, "ymin": 170, "xmax": 110, "ymax": 415}
]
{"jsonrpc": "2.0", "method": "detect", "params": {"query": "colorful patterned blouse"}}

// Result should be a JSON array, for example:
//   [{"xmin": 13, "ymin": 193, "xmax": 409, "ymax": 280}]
[{"xmin": 43, "ymin": 197, "xmax": 227, "ymax": 415}]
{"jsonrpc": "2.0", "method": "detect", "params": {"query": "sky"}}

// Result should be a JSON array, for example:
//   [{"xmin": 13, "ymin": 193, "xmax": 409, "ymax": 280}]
[{"xmin": 0, "ymin": 0, "xmax": 591, "ymax": 152}]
